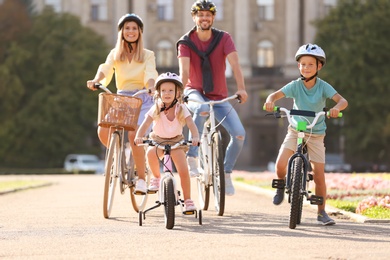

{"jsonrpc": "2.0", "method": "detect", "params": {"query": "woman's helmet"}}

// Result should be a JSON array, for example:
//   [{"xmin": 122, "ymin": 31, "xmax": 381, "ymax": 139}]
[
  {"xmin": 155, "ymin": 72, "xmax": 183, "ymax": 91},
  {"xmin": 191, "ymin": 0, "xmax": 217, "ymax": 15},
  {"xmin": 295, "ymin": 43, "xmax": 326, "ymax": 66},
  {"xmin": 117, "ymin": 13, "xmax": 144, "ymax": 32}
]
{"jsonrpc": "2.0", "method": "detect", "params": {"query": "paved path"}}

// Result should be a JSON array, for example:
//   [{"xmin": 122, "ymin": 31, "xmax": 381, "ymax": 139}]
[{"xmin": 0, "ymin": 173, "xmax": 389, "ymax": 259}]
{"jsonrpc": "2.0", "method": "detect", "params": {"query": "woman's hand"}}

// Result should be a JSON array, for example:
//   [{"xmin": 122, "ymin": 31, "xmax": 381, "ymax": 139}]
[{"xmin": 86, "ymin": 79, "xmax": 99, "ymax": 91}]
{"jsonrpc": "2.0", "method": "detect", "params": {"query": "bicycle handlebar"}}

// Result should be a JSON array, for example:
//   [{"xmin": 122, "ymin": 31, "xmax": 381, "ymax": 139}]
[
  {"xmin": 183, "ymin": 94, "xmax": 241, "ymax": 105},
  {"xmin": 94, "ymin": 83, "xmax": 150, "ymax": 96},
  {"xmin": 265, "ymin": 106, "xmax": 343, "ymax": 130},
  {"xmin": 137, "ymin": 139, "xmax": 195, "ymax": 149}
]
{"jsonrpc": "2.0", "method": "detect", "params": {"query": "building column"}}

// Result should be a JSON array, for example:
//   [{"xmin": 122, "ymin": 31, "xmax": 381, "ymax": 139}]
[{"xmin": 234, "ymin": 0, "xmax": 251, "ymax": 77}]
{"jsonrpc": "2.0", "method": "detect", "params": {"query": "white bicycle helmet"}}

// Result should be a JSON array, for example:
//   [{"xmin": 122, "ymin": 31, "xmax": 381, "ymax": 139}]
[
  {"xmin": 155, "ymin": 72, "xmax": 183, "ymax": 91},
  {"xmin": 295, "ymin": 44, "xmax": 326, "ymax": 66}
]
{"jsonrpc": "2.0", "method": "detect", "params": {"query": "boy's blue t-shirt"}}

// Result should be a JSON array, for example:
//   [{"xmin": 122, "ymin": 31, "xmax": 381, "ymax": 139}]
[{"xmin": 281, "ymin": 78, "xmax": 337, "ymax": 134}]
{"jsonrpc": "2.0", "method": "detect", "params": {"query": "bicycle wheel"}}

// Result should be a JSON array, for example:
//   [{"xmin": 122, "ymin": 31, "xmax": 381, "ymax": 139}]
[
  {"xmin": 129, "ymin": 151, "xmax": 150, "ymax": 213},
  {"xmin": 197, "ymin": 136, "xmax": 210, "ymax": 210},
  {"xmin": 164, "ymin": 178, "xmax": 175, "ymax": 229},
  {"xmin": 211, "ymin": 131, "xmax": 225, "ymax": 216},
  {"xmin": 289, "ymin": 157, "xmax": 303, "ymax": 229},
  {"xmin": 103, "ymin": 132, "xmax": 120, "ymax": 219}
]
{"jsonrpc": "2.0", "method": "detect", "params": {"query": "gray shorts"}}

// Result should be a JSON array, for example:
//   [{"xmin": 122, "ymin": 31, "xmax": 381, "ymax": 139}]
[{"xmin": 280, "ymin": 127, "xmax": 326, "ymax": 163}]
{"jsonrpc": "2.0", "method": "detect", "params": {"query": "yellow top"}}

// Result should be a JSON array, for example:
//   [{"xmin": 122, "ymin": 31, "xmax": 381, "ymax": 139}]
[{"xmin": 98, "ymin": 48, "xmax": 158, "ymax": 91}]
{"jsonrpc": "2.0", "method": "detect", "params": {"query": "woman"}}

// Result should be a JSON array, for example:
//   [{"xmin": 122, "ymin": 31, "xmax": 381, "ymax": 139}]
[{"xmin": 87, "ymin": 13, "xmax": 158, "ymax": 194}]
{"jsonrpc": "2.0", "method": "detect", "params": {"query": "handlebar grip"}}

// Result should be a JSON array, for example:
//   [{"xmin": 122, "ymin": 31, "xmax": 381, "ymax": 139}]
[
  {"xmin": 93, "ymin": 83, "xmax": 101, "ymax": 90},
  {"xmin": 326, "ymin": 112, "xmax": 343, "ymax": 117},
  {"xmin": 262, "ymin": 105, "xmax": 279, "ymax": 111}
]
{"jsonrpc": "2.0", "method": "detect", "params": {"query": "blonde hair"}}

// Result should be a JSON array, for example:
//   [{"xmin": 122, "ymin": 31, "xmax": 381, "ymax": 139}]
[{"xmin": 113, "ymin": 24, "xmax": 145, "ymax": 63}]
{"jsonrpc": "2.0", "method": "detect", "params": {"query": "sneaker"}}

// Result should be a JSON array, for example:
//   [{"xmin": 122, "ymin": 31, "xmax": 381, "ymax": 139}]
[
  {"xmin": 317, "ymin": 210, "xmax": 336, "ymax": 225},
  {"xmin": 273, "ymin": 188, "xmax": 285, "ymax": 205},
  {"xmin": 225, "ymin": 173, "xmax": 235, "ymax": 196},
  {"xmin": 184, "ymin": 199, "xmax": 197, "ymax": 212},
  {"xmin": 148, "ymin": 178, "xmax": 160, "ymax": 192},
  {"xmin": 187, "ymin": 157, "xmax": 200, "ymax": 177},
  {"xmin": 133, "ymin": 179, "xmax": 147, "ymax": 195}
]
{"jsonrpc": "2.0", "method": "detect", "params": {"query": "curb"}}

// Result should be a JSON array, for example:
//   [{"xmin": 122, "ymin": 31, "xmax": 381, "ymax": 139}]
[{"xmin": 234, "ymin": 181, "xmax": 390, "ymax": 224}]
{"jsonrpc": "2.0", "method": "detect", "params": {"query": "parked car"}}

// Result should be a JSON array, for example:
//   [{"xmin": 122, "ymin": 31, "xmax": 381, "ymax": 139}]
[
  {"xmin": 325, "ymin": 153, "xmax": 351, "ymax": 173},
  {"xmin": 64, "ymin": 154, "xmax": 104, "ymax": 174}
]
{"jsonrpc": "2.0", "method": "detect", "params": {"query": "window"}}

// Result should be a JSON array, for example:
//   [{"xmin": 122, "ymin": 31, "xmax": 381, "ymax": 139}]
[
  {"xmin": 157, "ymin": 0, "xmax": 173, "ymax": 21},
  {"xmin": 257, "ymin": 40, "xmax": 274, "ymax": 67},
  {"xmin": 156, "ymin": 40, "xmax": 173, "ymax": 67},
  {"xmin": 90, "ymin": 0, "xmax": 107, "ymax": 21},
  {"xmin": 213, "ymin": 0, "xmax": 223, "ymax": 21},
  {"xmin": 256, "ymin": 0, "xmax": 274, "ymax": 21},
  {"xmin": 45, "ymin": 0, "xmax": 61, "ymax": 13},
  {"xmin": 324, "ymin": 0, "xmax": 337, "ymax": 16}
]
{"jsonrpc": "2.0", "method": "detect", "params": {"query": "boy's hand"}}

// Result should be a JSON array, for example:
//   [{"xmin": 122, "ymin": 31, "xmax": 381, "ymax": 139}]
[
  {"xmin": 328, "ymin": 107, "xmax": 340, "ymax": 118},
  {"xmin": 263, "ymin": 102, "xmax": 275, "ymax": 112}
]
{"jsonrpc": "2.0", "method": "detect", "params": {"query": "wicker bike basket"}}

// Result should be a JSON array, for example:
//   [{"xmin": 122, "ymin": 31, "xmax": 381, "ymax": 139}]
[{"xmin": 97, "ymin": 93, "xmax": 142, "ymax": 131}]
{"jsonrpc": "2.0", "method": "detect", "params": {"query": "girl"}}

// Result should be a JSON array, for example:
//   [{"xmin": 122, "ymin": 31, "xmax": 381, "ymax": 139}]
[{"xmin": 135, "ymin": 72, "xmax": 199, "ymax": 212}]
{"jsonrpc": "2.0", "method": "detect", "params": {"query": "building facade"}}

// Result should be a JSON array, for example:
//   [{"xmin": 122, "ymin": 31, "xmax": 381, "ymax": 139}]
[{"xmin": 32, "ymin": 0, "xmax": 338, "ymax": 169}]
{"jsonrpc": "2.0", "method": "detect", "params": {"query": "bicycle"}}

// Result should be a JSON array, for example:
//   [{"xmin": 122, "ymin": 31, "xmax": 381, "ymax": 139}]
[
  {"xmin": 184, "ymin": 94, "xmax": 241, "ymax": 216},
  {"xmin": 266, "ymin": 106, "xmax": 342, "ymax": 229},
  {"xmin": 137, "ymin": 139, "xmax": 202, "ymax": 229},
  {"xmin": 94, "ymin": 84, "xmax": 151, "ymax": 218}
]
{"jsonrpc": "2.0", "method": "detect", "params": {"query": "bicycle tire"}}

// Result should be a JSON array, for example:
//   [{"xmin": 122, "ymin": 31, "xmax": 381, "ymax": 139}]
[
  {"xmin": 197, "ymin": 137, "xmax": 210, "ymax": 210},
  {"xmin": 103, "ymin": 132, "xmax": 119, "ymax": 218},
  {"xmin": 289, "ymin": 157, "xmax": 303, "ymax": 229},
  {"xmin": 212, "ymin": 131, "xmax": 225, "ymax": 216},
  {"xmin": 129, "ymin": 151, "xmax": 149, "ymax": 213},
  {"xmin": 164, "ymin": 178, "xmax": 175, "ymax": 229}
]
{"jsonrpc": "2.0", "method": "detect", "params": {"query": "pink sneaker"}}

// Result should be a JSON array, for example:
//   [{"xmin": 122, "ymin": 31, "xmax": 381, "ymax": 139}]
[
  {"xmin": 148, "ymin": 178, "xmax": 160, "ymax": 192},
  {"xmin": 184, "ymin": 199, "xmax": 197, "ymax": 212}
]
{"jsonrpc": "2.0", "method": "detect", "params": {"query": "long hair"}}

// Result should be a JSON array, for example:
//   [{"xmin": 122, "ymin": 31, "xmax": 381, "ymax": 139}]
[
  {"xmin": 113, "ymin": 25, "xmax": 145, "ymax": 63},
  {"xmin": 152, "ymin": 85, "xmax": 186, "ymax": 125}
]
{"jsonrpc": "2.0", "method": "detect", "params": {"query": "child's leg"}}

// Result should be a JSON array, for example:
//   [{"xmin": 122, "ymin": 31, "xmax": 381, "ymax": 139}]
[
  {"xmin": 275, "ymin": 148, "xmax": 294, "ymax": 179},
  {"xmin": 311, "ymin": 161, "xmax": 326, "ymax": 212},
  {"xmin": 171, "ymin": 149, "xmax": 191, "ymax": 200},
  {"xmin": 146, "ymin": 147, "xmax": 163, "ymax": 178}
]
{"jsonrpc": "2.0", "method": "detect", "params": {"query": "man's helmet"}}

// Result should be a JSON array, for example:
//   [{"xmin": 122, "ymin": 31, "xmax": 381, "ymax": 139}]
[
  {"xmin": 117, "ymin": 13, "xmax": 144, "ymax": 32},
  {"xmin": 155, "ymin": 72, "xmax": 183, "ymax": 91},
  {"xmin": 295, "ymin": 43, "xmax": 326, "ymax": 66},
  {"xmin": 191, "ymin": 0, "xmax": 217, "ymax": 15}
]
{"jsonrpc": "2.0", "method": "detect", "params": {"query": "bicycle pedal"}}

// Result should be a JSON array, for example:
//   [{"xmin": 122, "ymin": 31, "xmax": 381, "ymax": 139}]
[
  {"xmin": 147, "ymin": 190, "xmax": 158, "ymax": 194},
  {"xmin": 309, "ymin": 195, "xmax": 324, "ymax": 205},
  {"xmin": 272, "ymin": 179, "xmax": 285, "ymax": 189},
  {"xmin": 307, "ymin": 173, "xmax": 314, "ymax": 181},
  {"xmin": 183, "ymin": 210, "xmax": 195, "ymax": 215}
]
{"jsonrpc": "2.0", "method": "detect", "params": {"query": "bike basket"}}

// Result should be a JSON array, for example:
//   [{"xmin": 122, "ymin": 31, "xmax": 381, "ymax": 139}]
[{"xmin": 97, "ymin": 93, "xmax": 142, "ymax": 131}]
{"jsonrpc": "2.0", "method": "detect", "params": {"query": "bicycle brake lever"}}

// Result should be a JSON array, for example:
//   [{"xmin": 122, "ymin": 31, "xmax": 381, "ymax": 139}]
[{"xmin": 183, "ymin": 95, "xmax": 189, "ymax": 103}]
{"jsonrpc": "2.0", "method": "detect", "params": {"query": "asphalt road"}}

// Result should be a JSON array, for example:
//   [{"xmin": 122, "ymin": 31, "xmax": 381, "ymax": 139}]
[{"xmin": 1, "ymin": 174, "xmax": 389, "ymax": 260}]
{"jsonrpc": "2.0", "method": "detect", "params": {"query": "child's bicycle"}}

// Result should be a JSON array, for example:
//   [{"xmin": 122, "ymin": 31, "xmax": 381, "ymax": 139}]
[
  {"xmin": 137, "ymin": 139, "xmax": 202, "ymax": 229},
  {"xmin": 95, "ymin": 84, "xmax": 151, "ymax": 218},
  {"xmin": 184, "ymin": 95, "xmax": 241, "ymax": 216},
  {"xmin": 266, "ymin": 106, "xmax": 342, "ymax": 229}
]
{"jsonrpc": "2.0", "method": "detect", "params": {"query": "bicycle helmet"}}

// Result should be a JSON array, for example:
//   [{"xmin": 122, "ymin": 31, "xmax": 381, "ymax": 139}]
[
  {"xmin": 155, "ymin": 72, "xmax": 183, "ymax": 91},
  {"xmin": 155, "ymin": 72, "xmax": 183, "ymax": 112},
  {"xmin": 117, "ymin": 13, "xmax": 144, "ymax": 32},
  {"xmin": 191, "ymin": 0, "xmax": 217, "ymax": 15},
  {"xmin": 295, "ymin": 43, "xmax": 326, "ymax": 66}
]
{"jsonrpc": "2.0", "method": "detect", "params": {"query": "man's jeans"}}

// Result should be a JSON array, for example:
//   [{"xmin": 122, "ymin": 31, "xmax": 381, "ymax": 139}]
[{"xmin": 184, "ymin": 89, "xmax": 246, "ymax": 173}]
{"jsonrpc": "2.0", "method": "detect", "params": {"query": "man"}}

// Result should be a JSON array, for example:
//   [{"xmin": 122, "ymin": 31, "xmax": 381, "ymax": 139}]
[{"xmin": 177, "ymin": 0, "xmax": 247, "ymax": 196}]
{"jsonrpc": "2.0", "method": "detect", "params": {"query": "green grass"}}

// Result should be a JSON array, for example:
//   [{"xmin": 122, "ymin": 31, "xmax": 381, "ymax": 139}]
[
  {"xmin": 0, "ymin": 180, "xmax": 50, "ymax": 192},
  {"xmin": 327, "ymin": 199, "xmax": 358, "ymax": 212},
  {"xmin": 362, "ymin": 206, "xmax": 390, "ymax": 219}
]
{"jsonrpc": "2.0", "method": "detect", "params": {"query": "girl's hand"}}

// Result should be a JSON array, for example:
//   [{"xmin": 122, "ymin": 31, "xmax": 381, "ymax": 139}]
[
  {"xmin": 134, "ymin": 137, "xmax": 143, "ymax": 145},
  {"xmin": 191, "ymin": 137, "xmax": 199, "ymax": 147}
]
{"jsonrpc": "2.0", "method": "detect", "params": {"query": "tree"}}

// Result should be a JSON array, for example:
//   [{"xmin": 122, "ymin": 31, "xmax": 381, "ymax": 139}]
[
  {"xmin": 0, "ymin": 7, "xmax": 109, "ymax": 167},
  {"xmin": 314, "ymin": 0, "xmax": 390, "ymax": 167}
]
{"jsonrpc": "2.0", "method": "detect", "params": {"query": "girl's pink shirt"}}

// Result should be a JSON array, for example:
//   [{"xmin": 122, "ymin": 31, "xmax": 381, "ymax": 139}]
[{"xmin": 146, "ymin": 104, "xmax": 191, "ymax": 138}]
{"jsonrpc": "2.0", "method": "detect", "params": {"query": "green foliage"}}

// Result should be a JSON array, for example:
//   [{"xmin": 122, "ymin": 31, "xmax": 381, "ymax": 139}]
[
  {"xmin": 314, "ymin": 0, "xmax": 390, "ymax": 164},
  {"xmin": 0, "ymin": 6, "xmax": 109, "ymax": 167},
  {"xmin": 361, "ymin": 206, "xmax": 390, "ymax": 219},
  {"xmin": 327, "ymin": 199, "xmax": 358, "ymax": 212}
]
